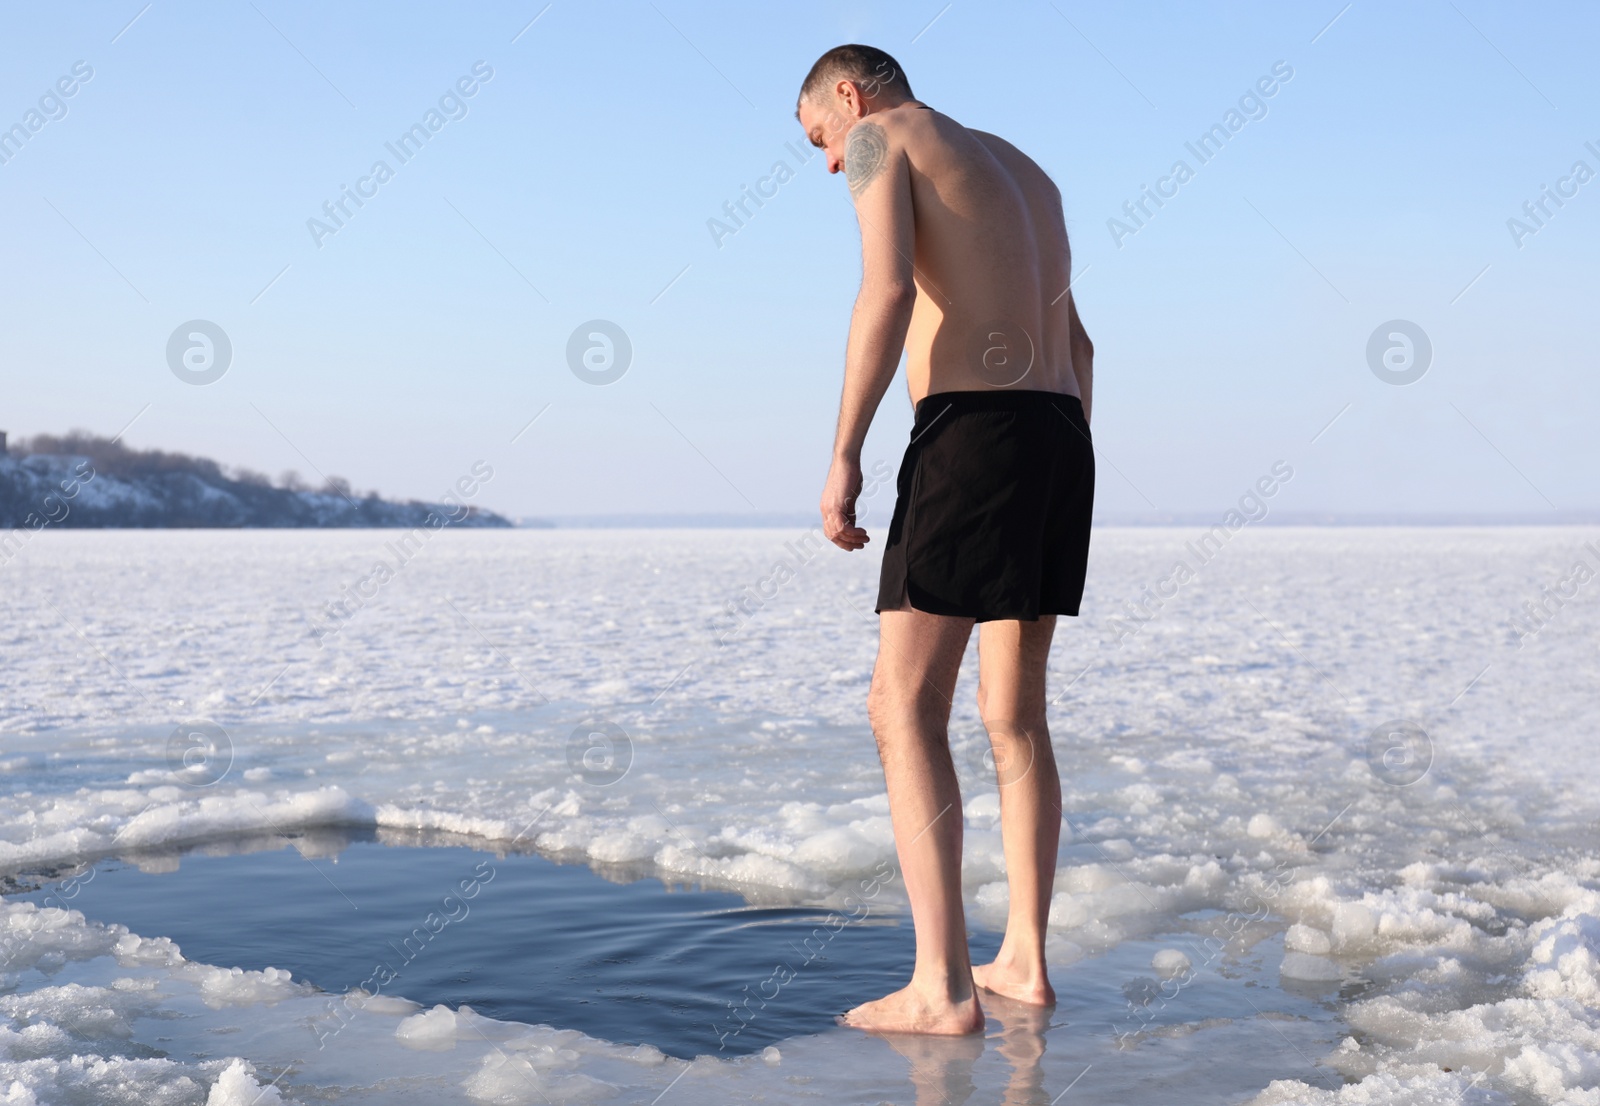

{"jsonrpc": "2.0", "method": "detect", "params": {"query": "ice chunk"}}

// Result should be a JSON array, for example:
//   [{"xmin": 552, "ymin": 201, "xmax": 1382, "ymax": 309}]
[
  {"xmin": 1284, "ymin": 924, "xmax": 1332, "ymax": 955},
  {"xmin": 791, "ymin": 827, "xmax": 881, "ymax": 878},
  {"xmin": 975, "ymin": 881, "xmax": 1010, "ymax": 910},
  {"xmin": 463, "ymin": 1051, "xmax": 619, "ymax": 1104},
  {"xmin": 1331, "ymin": 902, "xmax": 1376, "ymax": 950},
  {"xmin": 206, "ymin": 1059, "xmax": 283, "ymax": 1105},
  {"xmin": 1524, "ymin": 909, "xmax": 1600, "ymax": 1005},
  {"xmin": 395, "ymin": 1004, "xmax": 461, "ymax": 1050},
  {"xmin": 1501, "ymin": 1039, "xmax": 1600, "ymax": 1103},
  {"xmin": 1047, "ymin": 892, "xmax": 1089, "ymax": 929},
  {"xmin": 1152, "ymin": 949, "xmax": 1191, "ymax": 979},
  {"xmin": 192, "ymin": 964, "xmax": 301, "ymax": 1008},
  {"xmin": 0, "ymin": 1080, "xmax": 38, "ymax": 1106},
  {"xmin": 1246, "ymin": 814, "xmax": 1280, "ymax": 838}
]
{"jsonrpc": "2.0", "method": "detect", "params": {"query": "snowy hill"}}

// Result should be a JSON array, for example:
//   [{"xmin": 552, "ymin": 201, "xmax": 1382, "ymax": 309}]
[{"xmin": 0, "ymin": 439, "xmax": 510, "ymax": 529}]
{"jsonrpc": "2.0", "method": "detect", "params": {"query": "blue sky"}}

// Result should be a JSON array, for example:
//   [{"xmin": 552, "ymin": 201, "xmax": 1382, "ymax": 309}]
[{"xmin": 3, "ymin": 1, "xmax": 1596, "ymax": 520}]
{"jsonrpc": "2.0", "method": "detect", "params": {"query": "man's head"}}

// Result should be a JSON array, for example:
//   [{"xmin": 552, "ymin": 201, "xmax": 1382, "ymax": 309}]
[{"xmin": 796, "ymin": 44, "xmax": 914, "ymax": 176}]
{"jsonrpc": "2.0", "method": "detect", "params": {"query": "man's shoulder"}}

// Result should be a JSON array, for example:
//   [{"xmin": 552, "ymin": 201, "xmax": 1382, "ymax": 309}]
[
  {"xmin": 886, "ymin": 112, "xmax": 1040, "ymax": 173},
  {"xmin": 966, "ymin": 127, "xmax": 1014, "ymax": 153},
  {"xmin": 859, "ymin": 102, "xmax": 933, "ymax": 144},
  {"xmin": 860, "ymin": 109, "xmax": 1055, "ymax": 196},
  {"xmin": 844, "ymin": 106, "xmax": 934, "ymax": 193},
  {"xmin": 968, "ymin": 128, "xmax": 1042, "ymax": 168},
  {"xmin": 867, "ymin": 107, "xmax": 990, "ymax": 172},
  {"xmin": 968, "ymin": 128, "xmax": 1058, "ymax": 194}
]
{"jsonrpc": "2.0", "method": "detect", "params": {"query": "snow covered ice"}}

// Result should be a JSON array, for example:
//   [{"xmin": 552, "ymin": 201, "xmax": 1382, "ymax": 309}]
[{"xmin": 2, "ymin": 528, "xmax": 1598, "ymax": 1104}]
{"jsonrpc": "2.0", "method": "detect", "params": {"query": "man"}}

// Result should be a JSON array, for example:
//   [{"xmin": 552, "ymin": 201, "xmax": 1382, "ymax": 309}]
[{"xmin": 798, "ymin": 44, "xmax": 1096, "ymax": 1035}]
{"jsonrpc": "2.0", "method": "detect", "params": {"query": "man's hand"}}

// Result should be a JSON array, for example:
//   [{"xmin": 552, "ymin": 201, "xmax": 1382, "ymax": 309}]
[{"xmin": 821, "ymin": 456, "xmax": 870, "ymax": 551}]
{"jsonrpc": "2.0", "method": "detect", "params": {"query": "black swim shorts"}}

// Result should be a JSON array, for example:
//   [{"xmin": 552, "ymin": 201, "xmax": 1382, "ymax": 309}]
[{"xmin": 875, "ymin": 390, "xmax": 1095, "ymax": 622}]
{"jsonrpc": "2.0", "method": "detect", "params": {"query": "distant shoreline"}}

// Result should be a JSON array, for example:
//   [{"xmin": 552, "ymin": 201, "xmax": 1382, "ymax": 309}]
[
  {"xmin": 521, "ymin": 512, "xmax": 1600, "ymax": 529},
  {"xmin": 2, "ymin": 445, "xmax": 511, "ymax": 532}
]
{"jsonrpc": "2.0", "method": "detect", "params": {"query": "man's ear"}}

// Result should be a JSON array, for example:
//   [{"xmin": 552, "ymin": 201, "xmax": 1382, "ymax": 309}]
[{"xmin": 835, "ymin": 79, "xmax": 865, "ymax": 118}]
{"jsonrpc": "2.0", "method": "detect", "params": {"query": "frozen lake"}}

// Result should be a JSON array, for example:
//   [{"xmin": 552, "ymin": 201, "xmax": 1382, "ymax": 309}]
[{"xmin": 2, "ymin": 528, "xmax": 1597, "ymax": 1104}]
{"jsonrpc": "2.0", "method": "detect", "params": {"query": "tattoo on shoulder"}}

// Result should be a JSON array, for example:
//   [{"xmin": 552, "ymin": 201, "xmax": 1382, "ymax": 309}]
[{"xmin": 845, "ymin": 122, "xmax": 889, "ymax": 195}]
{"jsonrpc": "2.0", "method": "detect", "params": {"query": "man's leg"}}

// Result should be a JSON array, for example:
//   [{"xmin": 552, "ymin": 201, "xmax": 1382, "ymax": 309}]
[
  {"xmin": 841, "ymin": 608, "xmax": 985, "ymax": 1035},
  {"xmin": 971, "ymin": 616, "xmax": 1060, "ymax": 1005}
]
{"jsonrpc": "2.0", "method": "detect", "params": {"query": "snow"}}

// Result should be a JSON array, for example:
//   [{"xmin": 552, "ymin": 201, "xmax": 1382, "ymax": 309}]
[
  {"xmin": 1152, "ymin": 948, "xmax": 1192, "ymax": 978},
  {"xmin": 1286, "ymin": 923, "xmax": 1334, "ymax": 955},
  {"xmin": 3, "ymin": 527, "xmax": 1599, "ymax": 1103},
  {"xmin": 206, "ymin": 1060, "xmax": 285, "ymax": 1105}
]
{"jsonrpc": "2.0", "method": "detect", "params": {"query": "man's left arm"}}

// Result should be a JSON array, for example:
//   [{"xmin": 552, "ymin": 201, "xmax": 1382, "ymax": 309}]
[
  {"xmin": 821, "ymin": 120, "xmax": 916, "ymax": 551},
  {"xmin": 1068, "ymin": 291, "xmax": 1093, "ymax": 425}
]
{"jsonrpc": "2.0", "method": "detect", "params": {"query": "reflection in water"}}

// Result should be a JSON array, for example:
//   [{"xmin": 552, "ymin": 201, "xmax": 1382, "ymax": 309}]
[
  {"xmin": 987, "ymin": 992, "xmax": 1056, "ymax": 1106},
  {"xmin": 877, "ymin": 991, "xmax": 1062, "ymax": 1106},
  {"xmin": 880, "ymin": 1029, "xmax": 986, "ymax": 1106}
]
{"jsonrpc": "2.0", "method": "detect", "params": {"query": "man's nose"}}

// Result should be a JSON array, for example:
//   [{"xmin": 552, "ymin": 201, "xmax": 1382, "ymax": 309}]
[{"xmin": 827, "ymin": 153, "xmax": 842, "ymax": 174}]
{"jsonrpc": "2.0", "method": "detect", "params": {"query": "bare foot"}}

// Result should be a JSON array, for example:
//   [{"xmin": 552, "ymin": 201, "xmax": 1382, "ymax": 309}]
[
  {"xmin": 838, "ymin": 981, "xmax": 985, "ymax": 1036},
  {"xmin": 971, "ymin": 959, "xmax": 1055, "ymax": 1006}
]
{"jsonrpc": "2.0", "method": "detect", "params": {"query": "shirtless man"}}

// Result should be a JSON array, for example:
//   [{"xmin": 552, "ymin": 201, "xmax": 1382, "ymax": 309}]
[{"xmin": 797, "ymin": 45, "xmax": 1096, "ymax": 1035}]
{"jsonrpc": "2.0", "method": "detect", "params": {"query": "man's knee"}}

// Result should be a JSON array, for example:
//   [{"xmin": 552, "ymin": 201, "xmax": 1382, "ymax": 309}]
[
  {"xmin": 866, "ymin": 671, "xmax": 920, "ymax": 734},
  {"xmin": 977, "ymin": 683, "xmax": 1046, "ymax": 733},
  {"xmin": 986, "ymin": 709, "xmax": 1050, "ymax": 743},
  {"xmin": 983, "ymin": 717, "xmax": 1056, "ymax": 787},
  {"xmin": 867, "ymin": 669, "xmax": 951, "ymax": 741}
]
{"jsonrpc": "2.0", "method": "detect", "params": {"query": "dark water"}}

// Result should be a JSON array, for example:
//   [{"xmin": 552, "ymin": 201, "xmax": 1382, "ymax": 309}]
[{"xmin": 12, "ymin": 829, "xmax": 999, "ymax": 1059}]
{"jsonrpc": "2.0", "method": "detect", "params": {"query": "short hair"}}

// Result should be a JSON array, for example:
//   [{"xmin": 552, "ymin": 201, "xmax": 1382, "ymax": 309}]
[{"xmin": 797, "ymin": 44, "xmax": 914, "ymax": 111}]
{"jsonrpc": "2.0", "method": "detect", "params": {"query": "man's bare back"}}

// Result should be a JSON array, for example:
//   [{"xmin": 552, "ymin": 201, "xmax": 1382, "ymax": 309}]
[
  {"xmin": 801, "ymin": 80, "xmax": 1094, "ymax": 560},
  {"xmin": 801, "ymin": 97, "xmax": 1091, "ymax": 424},
  {"xmin": 863, "ymin": 103, "xmax": 1082, "ymax": 404}
]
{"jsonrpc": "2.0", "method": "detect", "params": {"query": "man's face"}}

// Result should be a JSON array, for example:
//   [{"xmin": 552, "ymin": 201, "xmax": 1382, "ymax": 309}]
[{"xmin": 798, "ymin": 88, "xmax": 859, "ymax": 177}]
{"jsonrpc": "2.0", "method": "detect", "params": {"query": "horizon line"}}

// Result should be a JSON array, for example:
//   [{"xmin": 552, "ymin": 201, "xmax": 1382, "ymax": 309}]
[{"xmin": 521, "ymin": 510, "xmax": 1600, "ymax": 529}]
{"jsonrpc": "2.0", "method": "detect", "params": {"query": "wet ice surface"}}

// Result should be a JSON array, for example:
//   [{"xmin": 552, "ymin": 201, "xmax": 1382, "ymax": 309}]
[
  {"xmin": 10, "ymin": 831, "xmax": 978, "ymax": 1060},
  {"xmin": 2, "ymin": 528, "xmax": 1599, "ymax": 1104}
]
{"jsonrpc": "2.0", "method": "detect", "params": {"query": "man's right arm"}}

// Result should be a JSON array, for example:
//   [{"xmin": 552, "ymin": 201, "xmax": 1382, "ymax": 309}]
[
  {"xmin": 821, "ymin": 119, "xmax": 916, "ymax": 551},
  {"xmin": 1068, "ymin": 292, "xmax": 1093, "ymax": 425}
]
